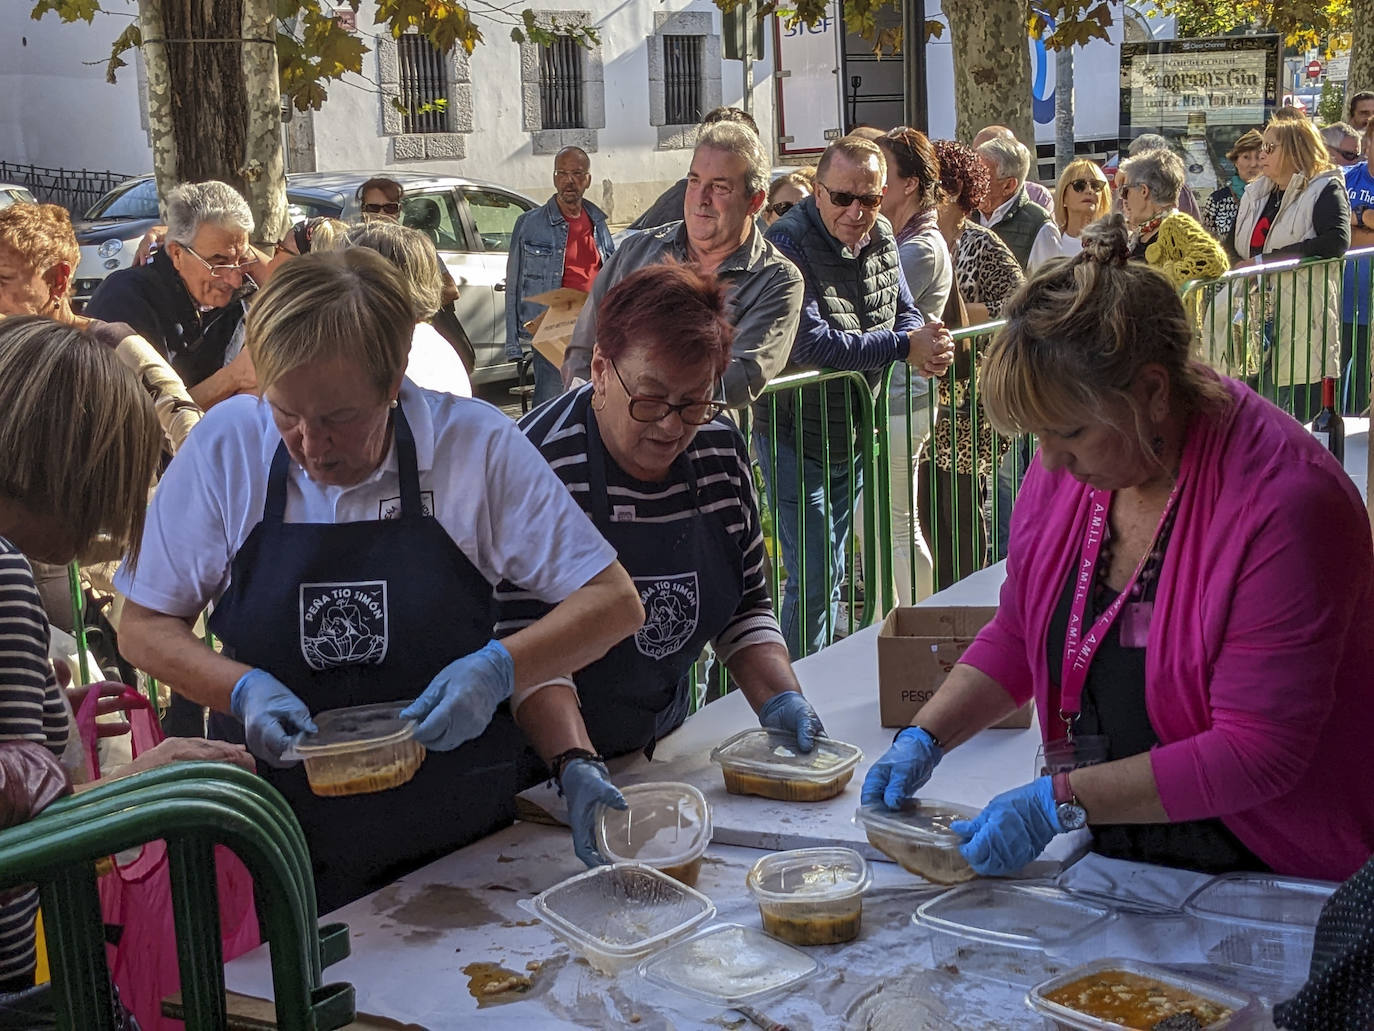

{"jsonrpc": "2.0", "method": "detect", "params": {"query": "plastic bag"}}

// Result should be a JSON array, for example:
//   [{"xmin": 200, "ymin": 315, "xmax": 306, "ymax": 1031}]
[{"xmin": 75, "ymin": 685, "xmax": 261, "ymax": 1031}]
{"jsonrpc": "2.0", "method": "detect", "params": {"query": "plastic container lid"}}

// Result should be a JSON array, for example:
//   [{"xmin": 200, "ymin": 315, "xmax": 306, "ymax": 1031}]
[
  {"xmin": 594, "ymin": 782, "xmax": 712, "ymax": 869},
  {"xmin": 915, "ymin": 882, "xmax": 1115, "ymax": 952},
  {"xmin": 1026, "ymin": 956, "xmax": 1260, "ymax": 1030},
  {"xmin": 710, "ymin": 728, "xmax": 863, "ymax": 783},
  {"xmin": 853, "ymin": 797, "xmax": 976, "ymax": 845},
  {"xmin": 746, "ymin": 847, "xmax": 871, "ymax": 905},
  {"xmin": 638, "ymin": 923, "xmax": 817, "ymax": 1006},
  {"xmin": 281, "ymin": 702, "xmax": 415, "ymax": 759},
  {"xmin": 521, "ymin": 862, "xmax": 715, "ymax": 973},
  {"xmin": 1183, "ymin": 872, "xmax": 1336, "ymax": 930}
]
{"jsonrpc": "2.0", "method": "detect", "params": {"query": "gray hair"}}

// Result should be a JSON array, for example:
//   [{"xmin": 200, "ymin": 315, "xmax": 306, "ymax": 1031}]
[
  {"xmin": 344, "ymin": 220, "xmax": 443, "ymax": 320},
  {"xmin": 1127, "ymin": 132, "xmax": 1170, "ymax": 156},
  {"xmin": 1322, "ymin": 122, "xmax": 1359, "ymax": 146},
  {"xmin": 1120, "ymin": 149, "xmax": 1183, "ymax": 206},
  {"xmin": 165, "ymin": 180, "xmax": 254, "ymax": 247},
  {"xmin": 696, "ymin": 121, "xmax": 770, "ymax": 197},
  {"xmin": 976, "ymin": 137, "xmax": 1030, "ymax": 183}
]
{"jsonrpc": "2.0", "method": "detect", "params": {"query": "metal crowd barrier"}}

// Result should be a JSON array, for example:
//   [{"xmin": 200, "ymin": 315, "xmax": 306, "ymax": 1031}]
[{"xmin": 0, "ymin": 763, "xmax": 354, "ymax": 1031}]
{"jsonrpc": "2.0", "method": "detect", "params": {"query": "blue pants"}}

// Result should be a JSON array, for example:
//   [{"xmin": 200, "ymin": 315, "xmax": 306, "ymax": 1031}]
[
  {"xmin": 755, "ymin": 431, "xmax": 861, "ymax": 660},
  {"xmin": 531, "ymin": 351, "xmax": 563, "ymax": 408}
]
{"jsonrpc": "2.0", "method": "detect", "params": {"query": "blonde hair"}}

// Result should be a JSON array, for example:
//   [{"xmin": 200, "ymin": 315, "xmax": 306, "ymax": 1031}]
[
  {"xmin": 1266, "ymin": 116, "xmax": 1335, "ymax": 178},
  {"xmin": 0, "ymin": 203, "xmax": 81, "ymax": 292},
  {"xmin": 1054, "ymin": 159, "xmax": 1111, "ymax": 231},
  {"xmin": 343, "ymin": 220, "xmax": 444, "ymax": 319},
  {"xmin": 0, "ymin": 317, "xmax": 161, "ymax": 566},
  {"xmin": 983, "ymin": 215, "xmax": 1230, "ymax": 456},
  {"xmin": 245, "ymin": 249, "xmax": 413, "ymax": 395},
  {"xmin": 304, "ymin": 217, "xmax": 349, "ymax": 252}
]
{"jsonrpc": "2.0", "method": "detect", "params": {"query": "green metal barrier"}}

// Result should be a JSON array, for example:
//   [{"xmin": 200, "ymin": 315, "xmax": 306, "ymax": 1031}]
[{"xmin": 0, "ymin": 764, "xmax": 355, "ymax": 1031}]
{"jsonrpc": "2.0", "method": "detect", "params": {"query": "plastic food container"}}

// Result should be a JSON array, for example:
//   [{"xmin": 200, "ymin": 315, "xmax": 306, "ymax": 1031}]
[
  {"xmin": 1183, "ymin": 872, "xmax": 1335, "ymax": 995},
  {"xmin": 594, "ymin": 782, "xmax": 712, "ymax": 887},
  {"xmin": 1026, "ymin": 956, "xmax": 1260, "ymax": 1030},
  {"xmin": 281, "ymin": 702, "xmax": 425, "ymax": 797},
  {"xmin": 638, "ymin": 923, "xmax": 817, "ymax": 1006},
  {"xmin": 519, "ymin": 862, "xmax": 715, "ymax": 974},
  {"xmin": 853, "ymin": 798, "xmax": 978, "ymax": 884},
  {"xmin": 746, "ymin": 847, "xmax": 871, "ymax": 946},
  {"xmin": 915, "ymin": 882, "xmax": 1115, "ymax": 987},
  {"xmin": 710, "ymin": 728, "xmax": 863, "ymax": 802}
]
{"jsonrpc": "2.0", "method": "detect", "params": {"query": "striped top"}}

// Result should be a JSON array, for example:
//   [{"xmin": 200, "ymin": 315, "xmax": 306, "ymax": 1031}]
[
  {"xmin": 0, "ymin": 538, "xmax": 71, "ymax": 989},
  {"xmin": 494, "ymin": 386, "xmax": 785, "ymax": 665}
]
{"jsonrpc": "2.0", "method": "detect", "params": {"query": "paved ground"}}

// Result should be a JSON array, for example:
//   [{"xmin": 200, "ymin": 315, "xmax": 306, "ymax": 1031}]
[{"xmin": 474, "ymin": 376, "xmax": 526, "ymax": 419}]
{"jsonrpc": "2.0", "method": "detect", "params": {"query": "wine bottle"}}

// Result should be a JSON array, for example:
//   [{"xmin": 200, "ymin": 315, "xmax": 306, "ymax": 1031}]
[{"xmin": 1310, "ymin": 376, "xmax": 1344, "ymax": 463}]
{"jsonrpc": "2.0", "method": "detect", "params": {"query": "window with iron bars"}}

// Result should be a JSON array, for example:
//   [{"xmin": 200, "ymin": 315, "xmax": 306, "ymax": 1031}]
[
  {"xmin": 397, "ymin": 34, "xmax": 448, "ymax": 134},
  {"xmin": 663, "ymin": 34, "xmax": 704, "ymax": 125},
  {"xmin": 539, "ymin": 35, "xmax": 585, "ymax": 129}
]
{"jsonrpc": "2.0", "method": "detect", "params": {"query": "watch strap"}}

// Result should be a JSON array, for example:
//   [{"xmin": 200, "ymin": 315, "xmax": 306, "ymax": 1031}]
[{"xmin": 1052, "ymin": 771, "xmax": 1076, "ymax": 805}]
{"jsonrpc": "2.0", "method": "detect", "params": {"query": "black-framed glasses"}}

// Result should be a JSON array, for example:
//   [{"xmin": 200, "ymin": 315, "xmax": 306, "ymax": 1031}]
[
  {"xmin": 1332, "ymin": 145, "xmax": 1361, "ymax": 162},
  {"xmin": 178, "ymin": 243, "xmax": 259, "ymax": 279},
  {"xmin": 1070, "ymin": 178, "xmax": 1107, "ymax": 194},
  {"xmin": 608, "ymin": 357, "xmax": 724, "ymax": 425},
  {"xmin": 765, "ymin": 200, "xmax": 795, "ymax": 216},
  {"xmin": 817, "ymin": 181, "xmax": 883, "ymax": 210},
  {"xmin": 362, "ymin": 201, "xmax": 401, "ymax": 215}
]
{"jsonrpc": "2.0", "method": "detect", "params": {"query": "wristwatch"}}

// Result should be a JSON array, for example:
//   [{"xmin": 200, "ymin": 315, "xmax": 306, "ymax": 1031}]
[{"xmin": 1052, "ymin": 771, "xmax": 1089, "ymax": 831}]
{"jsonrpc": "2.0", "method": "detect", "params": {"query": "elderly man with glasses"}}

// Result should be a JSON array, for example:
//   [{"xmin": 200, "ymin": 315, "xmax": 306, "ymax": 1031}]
[
  {"xmin": 760, "ymin": 134, "xmax": 955, "ymax": 658},
  {"xmin": 85, "ymin": 179, "xmax": 258, "ymax": 411}
]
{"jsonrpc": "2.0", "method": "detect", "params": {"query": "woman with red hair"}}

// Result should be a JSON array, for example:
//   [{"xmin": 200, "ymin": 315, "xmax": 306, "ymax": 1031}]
[{"xmin": 494, "ymin": 263, "xmax": 825, "ymax": 866}]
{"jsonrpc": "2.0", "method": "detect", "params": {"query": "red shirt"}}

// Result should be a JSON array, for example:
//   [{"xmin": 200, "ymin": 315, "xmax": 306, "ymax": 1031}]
[{"xmin": 561, "ymin": 209, "xmax": 601, "ymax": 292}]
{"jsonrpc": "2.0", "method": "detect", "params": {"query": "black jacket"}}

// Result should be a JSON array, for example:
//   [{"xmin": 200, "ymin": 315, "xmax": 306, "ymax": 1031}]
[{"xmin": 84, "ymin": 250, "xmax": 246, "ymax": 389}]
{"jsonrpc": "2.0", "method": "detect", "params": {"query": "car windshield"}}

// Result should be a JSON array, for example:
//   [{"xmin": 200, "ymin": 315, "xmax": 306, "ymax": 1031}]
[
  {"xmin": 0, "ymin": 188, "xmax": 36, "ymax": 210},
  {"xmin": 85, "ymin": 179, "xmax": 160, "ymax": 220}
]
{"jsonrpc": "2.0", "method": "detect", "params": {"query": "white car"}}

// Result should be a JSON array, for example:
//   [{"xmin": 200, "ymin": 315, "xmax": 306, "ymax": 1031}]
[{"xmin": 0, "ymin": 184, "xmax": 37, "ymax": 209}]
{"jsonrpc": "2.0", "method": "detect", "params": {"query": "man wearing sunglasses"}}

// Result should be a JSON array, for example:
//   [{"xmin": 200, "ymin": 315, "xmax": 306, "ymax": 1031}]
[
  {"xmin": 85, "ymin": 179, "xmax": 258, "ymax": 413},
  {"xmin": 974, "ymin": 136, "xmax": 1060, "ymax": 271},
  {"xmin": 1322, "ymin": 123, "xmax": 1363, "ymax": 167},
  {"xmin": 760, "ymin": 135, "xmax": 954, "ymax": 658}
]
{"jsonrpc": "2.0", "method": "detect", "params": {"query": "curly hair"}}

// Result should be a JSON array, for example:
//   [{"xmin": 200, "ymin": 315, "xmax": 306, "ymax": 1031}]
[
  {"xmin": 933, "ymin": 140, "xmax": 990, "ymax": 216},
  {"xmin": 0, "ymin": 203, "xmax": 81, "ymax": 289}
]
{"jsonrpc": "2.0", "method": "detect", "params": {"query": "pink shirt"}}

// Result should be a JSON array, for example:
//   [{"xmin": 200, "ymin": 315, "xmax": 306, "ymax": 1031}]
[{"xmin": 962, "ymin": 378, "xmax": 1374, "ymax": 881}]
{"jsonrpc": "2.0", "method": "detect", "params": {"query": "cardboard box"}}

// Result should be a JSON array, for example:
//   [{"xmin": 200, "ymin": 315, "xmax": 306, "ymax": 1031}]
[
  {"xmin": 876, "ymin": 606, "xmax": 1033, "ymax": 730},
  {"xmin": 523, "ymin": 287, "xmax": 589, "ymax": 369}
]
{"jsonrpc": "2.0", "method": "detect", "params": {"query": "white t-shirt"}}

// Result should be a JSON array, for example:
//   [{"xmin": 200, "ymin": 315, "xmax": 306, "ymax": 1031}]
[
  {"xmin": 407, "ymin": 322, "xmax": 471, "ymax": 397},
  {"xmin": 1058, "ymin": 232, "xmax": 1084, "ymax": 258},
  {"xmin": 115, "ymin": 379, "xmax": 616, "ymax": 619}
]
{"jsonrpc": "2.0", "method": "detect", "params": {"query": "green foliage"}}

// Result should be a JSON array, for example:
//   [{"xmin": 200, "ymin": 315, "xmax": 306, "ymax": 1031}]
[
  {"xmin": 1319, "ymin": 78, "xmax": 1344, "ymax": 121},
  {"xmin": 1151, "ymin": 0, "xmax": 1350, "ymax": 47}
]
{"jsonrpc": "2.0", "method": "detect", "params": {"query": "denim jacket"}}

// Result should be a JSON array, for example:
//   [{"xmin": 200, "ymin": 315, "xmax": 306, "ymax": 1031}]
[{"xmin": 504, "ymin": 195, "xmax": 614, "ymax": 359}]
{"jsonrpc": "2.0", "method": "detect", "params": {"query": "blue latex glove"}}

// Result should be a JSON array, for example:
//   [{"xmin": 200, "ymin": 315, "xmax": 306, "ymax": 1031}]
[
  {"xmin": 952, "ymin": 776, "xmax": 1064, "ymax": 876},
  {"xmin": 757, "ymin": 691, "xmax": 825, "ymax": 753},
  {"xmin": 230, "ymin": 669, "xmax": 317, "ymax": 768},
  {"xmin": 400, "ymin": 640, "xmax": 515, "ymax": 750},
  {"xmin": 561, "ymin": 758, "xmax": 627, "ymax": 867},
  {"xmin": 860, "ymin": 727, "xmax": 943, "ymax": 809}
]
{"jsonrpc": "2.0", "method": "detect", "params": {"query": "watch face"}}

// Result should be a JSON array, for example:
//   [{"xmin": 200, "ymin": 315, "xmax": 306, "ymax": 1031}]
[{"xmin": 1057, "ymin": 801, "xmax": 1088, "ymax": 832}]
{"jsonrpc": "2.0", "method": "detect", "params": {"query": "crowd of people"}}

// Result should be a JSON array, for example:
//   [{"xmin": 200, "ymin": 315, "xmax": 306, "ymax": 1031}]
[{"xmin": 1, "ymin": 95, "xmax": 1373, "ymax": 1029}]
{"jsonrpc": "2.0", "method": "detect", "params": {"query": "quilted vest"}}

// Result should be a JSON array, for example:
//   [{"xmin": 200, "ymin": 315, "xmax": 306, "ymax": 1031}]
[{"xmin": 990, "ymin": 186, "xmax": 1051, "ymax": 270}]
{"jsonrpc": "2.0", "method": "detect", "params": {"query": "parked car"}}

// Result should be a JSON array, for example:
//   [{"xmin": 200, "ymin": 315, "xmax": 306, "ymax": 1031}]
[
  {"xmin": 0, "ymin": 184, "xmax": 37, "ymax": 210},
  {"xmin": 72, "ymin": 170, "xmax": 538, "ymax": 384}
]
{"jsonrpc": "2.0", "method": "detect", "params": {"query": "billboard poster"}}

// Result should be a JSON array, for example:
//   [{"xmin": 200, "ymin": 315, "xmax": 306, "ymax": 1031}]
[{"xmin": 1120, "ymin": 35, "xmax": 1279, "ymax": 195}]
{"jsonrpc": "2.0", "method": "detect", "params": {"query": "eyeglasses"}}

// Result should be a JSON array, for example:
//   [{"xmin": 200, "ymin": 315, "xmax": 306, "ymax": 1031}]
[
  {"xmin": 817, "ymin": 181, "xmax": 884, "ymax": 210},
  {"xmin": 765, "ymin": 201, "xmax": 795, "ymax": 216},
  {"xmin": 361, "ymin": 201, "xmax": 401, "ymax": 215},
  {"xmin": 608, "ymin": 358, "xmax": 724, "ymax": 425},
  {"xmin": 554, "ymin": 169, "xmax": 589, "ymax": 181},
  {"xmin": 178, "ymin": 243, "xmax": 259, "ymax": 279},
  {"xmin": 1260, "ymin": 142, "xmax": 1279, "ymax": 155},
  {"xmin": 1332, "ymin": 146, "xmax": 1361, "ymax": 162},
  {"xmin": 1119, "ymin": 183, "xmax": 1146, "ymax": 199},
  {"xmin": 1069, "ymin": 178, "xmax": 1107, "ymax": 194}
]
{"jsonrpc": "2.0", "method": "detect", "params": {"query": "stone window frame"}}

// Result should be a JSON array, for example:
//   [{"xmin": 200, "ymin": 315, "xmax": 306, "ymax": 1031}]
[
  {"xmin": 517, "ymin": 11, "xmax": 605, "ymax": 156},
  {"xmin": 377, "ymin": 31, "xmax": 473, "ymax": 161},
  {"xmin": 648, "ymin": 10, "xmax": 722, "ymax": 150}
]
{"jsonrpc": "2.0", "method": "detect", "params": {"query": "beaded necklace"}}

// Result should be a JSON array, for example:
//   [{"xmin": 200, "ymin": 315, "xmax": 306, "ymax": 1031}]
[{"xmin": 1092, "ymin": 501, "xmax": 1180, "ymax": 612}]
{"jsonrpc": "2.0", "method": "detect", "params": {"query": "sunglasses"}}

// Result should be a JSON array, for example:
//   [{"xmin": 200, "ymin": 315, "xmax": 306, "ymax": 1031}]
[
  {"xmin": 1332, "ymin": 146, "xmax": 1361, "ymax": 162},
  {"xmin": 1260, "ymin": 142, "xmax": 1279, "ymax": 155},
  {"xmin": 1069, "ymin": 178, "xmax": 1107, "ymax": 194},
  {"xmin": 361, "ymin": 201, "xmax": 401, "ymax": 215},
  {"xmin": 765, "ymin": 201, "xmax": 795, "ymax": 216},
  {"xmin": 817, "ymin": 181, "xmax": 883, "ymax": 210}
]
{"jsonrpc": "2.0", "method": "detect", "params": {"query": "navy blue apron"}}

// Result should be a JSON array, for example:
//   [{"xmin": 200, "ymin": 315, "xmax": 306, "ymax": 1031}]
[
  {"xmin": 573, "ymin": 407, "xmax": 743, "ymax": 759},
  {"xmin": 207, "ymin": 403, "xmax": 520, "ymax": 913}
]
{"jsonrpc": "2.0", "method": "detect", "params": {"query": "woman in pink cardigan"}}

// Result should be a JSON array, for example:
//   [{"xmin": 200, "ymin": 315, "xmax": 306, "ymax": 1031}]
[{"xmin": 862, "ymin": 215, "xmax": 1374, "ymax": 881}]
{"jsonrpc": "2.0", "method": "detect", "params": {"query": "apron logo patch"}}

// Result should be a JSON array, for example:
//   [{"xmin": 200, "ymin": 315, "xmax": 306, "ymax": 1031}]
[
  {"xmin": 378, "ymin": 491, "xmax": 434, "ymax": 519},
  {"xmin": 299, "ymin": 581, "xmax": 389, "ymax": 671},
  {"xmin": 634, "ymin": 572, "xmax": 699, "ymax": 660}
]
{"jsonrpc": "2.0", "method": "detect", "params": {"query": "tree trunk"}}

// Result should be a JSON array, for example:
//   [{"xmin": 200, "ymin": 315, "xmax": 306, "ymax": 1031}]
[
  {"xmin": 1055, "ymin": 46, "xmax": 1074, "ymax": 178},
  {"xmin": 1350, "ymin": 0, "xmax": 1374, "ymax": 116},
  {"xmin": 138, "ymin": 0, "xmax": 286, "ymax": 243},
  {"xmin": 943, "ymin": 0, "xmax": 1034, "ymax": 144}
]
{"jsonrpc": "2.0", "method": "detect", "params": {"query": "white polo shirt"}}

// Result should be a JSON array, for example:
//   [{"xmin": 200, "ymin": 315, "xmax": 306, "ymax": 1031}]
[{"xmin": 116, "ymin": 379, "xmax": 617, "ymax": 619}]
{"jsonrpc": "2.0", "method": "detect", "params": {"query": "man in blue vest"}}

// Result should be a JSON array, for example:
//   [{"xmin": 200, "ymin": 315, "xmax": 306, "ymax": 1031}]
[{"xmin": 761, "ymin": 135, "xmax": 954, "ymax": 658}]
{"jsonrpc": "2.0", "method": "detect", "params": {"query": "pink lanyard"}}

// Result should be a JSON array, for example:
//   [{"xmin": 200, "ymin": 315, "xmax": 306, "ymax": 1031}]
[{"xmin": 1057, "ymin": 481, "xmax": 1182, "ymax": 740}]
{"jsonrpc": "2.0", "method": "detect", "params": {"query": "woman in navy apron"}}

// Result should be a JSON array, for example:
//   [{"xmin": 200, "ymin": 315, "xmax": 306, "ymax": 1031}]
[
  {"xmin": 493, "ymin": 264, "xmax": 826, "ymax": 866},
  {"xmin": 115, "ymin": 250, "xmax": 643, "ymax": 911}
]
